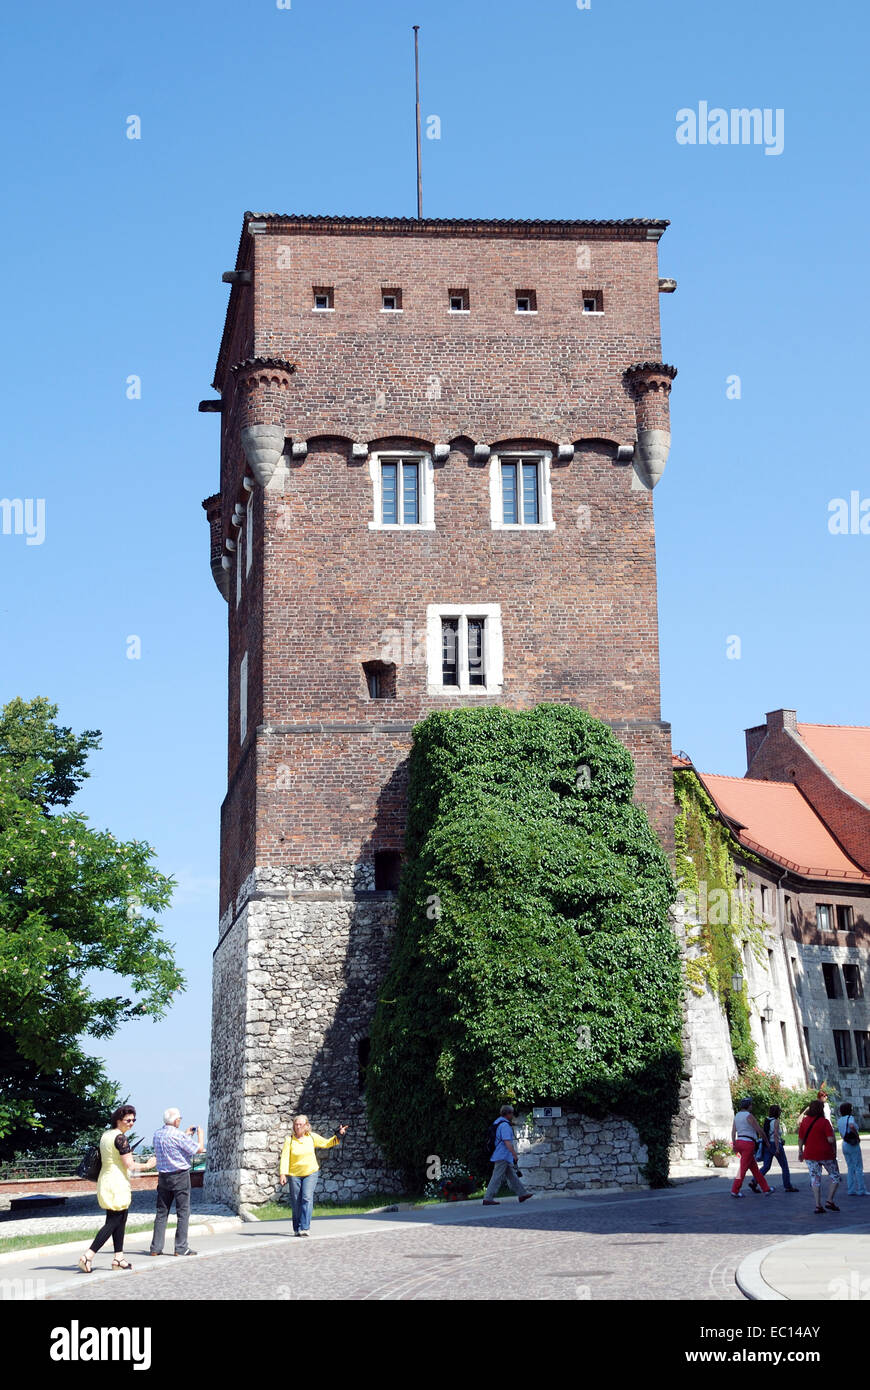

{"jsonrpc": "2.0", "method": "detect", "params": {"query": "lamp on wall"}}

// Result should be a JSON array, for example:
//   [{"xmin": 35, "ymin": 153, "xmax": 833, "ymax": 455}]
[{"xmin": 751, "ymin": 991, "xmax": 774, "ymax": 1025}]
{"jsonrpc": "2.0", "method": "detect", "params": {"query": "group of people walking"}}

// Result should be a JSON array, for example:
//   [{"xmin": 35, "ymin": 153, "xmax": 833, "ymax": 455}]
[{"xmin": 730, "ymin": 1094, "xmax": 866, "ymax": 1212}]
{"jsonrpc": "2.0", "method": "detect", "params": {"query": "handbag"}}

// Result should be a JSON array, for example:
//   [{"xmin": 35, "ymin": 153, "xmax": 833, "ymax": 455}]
[{"xmin": 843, "ymin": 1119, "xmax": 860, "ymax": 1147}]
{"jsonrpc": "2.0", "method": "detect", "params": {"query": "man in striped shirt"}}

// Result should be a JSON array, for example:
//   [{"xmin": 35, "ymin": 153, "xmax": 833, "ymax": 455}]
[{"xmin": 149, "ymin": 1109, "xmax": 205, "ymax": 1257}]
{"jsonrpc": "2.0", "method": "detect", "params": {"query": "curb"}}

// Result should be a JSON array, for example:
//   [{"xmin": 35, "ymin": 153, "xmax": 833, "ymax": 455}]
[
  {"xmin": 736, "ymin": 1221, "xmax": 870, "ymax": 1302},
  {"xmin": 734, "ymin": 1242, "xmax": 788, "ymax": 1301},
  {"xmin": 0, "ymin": 1216, "xmax": 243, "ymax": 1268}
]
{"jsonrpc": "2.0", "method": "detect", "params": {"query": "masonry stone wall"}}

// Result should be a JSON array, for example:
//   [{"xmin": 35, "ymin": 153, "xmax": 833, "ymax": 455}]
[
  {"xmin": 514, "ymin": 1112, "xmax": 648, "ymax": 1189},
  {"xmin": 206, "ymin": 865, "xmax": 404, "ymax": 1209}
]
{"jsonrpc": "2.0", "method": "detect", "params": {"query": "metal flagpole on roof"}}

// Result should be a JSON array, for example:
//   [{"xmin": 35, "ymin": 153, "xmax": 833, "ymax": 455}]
[{"xmin": 413, "ymin": 25, "xmax": 423, "ymax": 219}]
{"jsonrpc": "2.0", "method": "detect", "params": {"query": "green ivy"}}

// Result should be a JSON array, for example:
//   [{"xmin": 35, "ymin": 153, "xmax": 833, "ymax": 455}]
[
  {"xmin": 366, "ymin": 705, "xmax": 684, "ymax": 1189},
  {"xmin": 673, "ymin": 769, "xmax": 768, "ymax": 1071}
]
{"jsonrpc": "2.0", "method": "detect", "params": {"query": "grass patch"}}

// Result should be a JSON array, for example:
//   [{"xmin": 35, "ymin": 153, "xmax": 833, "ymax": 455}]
[
  {"xmin": 253, "ymin": 1187, "xmax": 489, "ymax": 1220},
  {"xmin": 254, "ymin": 1194, "xmax": 418, "ymax": 1220},
  {"xmin": 0, "ymin": 1220, "xmax": 174, "ymax": 1255}
]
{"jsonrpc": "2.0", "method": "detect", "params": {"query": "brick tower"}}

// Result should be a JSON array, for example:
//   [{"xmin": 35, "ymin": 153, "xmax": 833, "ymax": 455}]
[{"xmin": 201, "ymin": 214, "xmax": 678, "ymax": 1207}]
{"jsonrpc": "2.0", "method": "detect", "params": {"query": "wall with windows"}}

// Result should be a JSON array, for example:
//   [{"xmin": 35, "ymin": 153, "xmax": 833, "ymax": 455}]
[
  {"xmin": 206, "ymin": 216, "xmax": 677, "ymax": 1202},
  {"xmin": 734, "ymin": 865, "xmax": 808, "ymax": 1090}
]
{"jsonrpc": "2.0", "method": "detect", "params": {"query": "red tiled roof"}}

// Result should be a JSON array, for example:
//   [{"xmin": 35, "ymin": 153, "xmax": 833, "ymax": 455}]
[
  {"xmin": 697, "ymin": 774, "xmax": 870, "ymax": 882},
  {"xmin": 796, "ymin": 723, "xmax": 870, "ymax": 807}
]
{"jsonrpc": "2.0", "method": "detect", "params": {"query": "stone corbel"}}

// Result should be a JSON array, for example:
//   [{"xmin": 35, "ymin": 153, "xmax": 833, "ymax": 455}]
[
  {"xmin": 433, "ymin": 443, "xmax": 450, "ymax": 462},
  {"xmin": 231, "ymin": 357, "xmax": 296, "ymax": 488},
  {"xmin": 473, "ymin": 443, "xmax": 490, "ymax": 461},
  {"xmin": 623, "ymin": 362, "xmax": 677, "ymax": 490}
]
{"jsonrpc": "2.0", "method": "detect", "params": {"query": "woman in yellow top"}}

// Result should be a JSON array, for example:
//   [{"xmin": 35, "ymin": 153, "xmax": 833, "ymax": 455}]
[
  {"xmin": 78, "ymin": 1104, "xmax": 156, "ymax": 1273},
  {"xmin": 279, "ymin": 1114, "xmax": 347, "ymax": 1235}
]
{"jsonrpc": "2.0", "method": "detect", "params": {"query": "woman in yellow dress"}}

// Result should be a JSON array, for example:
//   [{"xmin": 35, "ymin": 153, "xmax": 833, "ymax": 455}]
[
  {"xmin": 279, "ymin": 1114, "xmax": 347, "ymax": 1235},
  {"xmin": 78, "ymin": 1105, "xmax": 156, "ymax": 1272}
]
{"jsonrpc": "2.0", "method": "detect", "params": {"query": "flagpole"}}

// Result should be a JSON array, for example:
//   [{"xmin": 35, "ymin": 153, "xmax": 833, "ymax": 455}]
[{"xmin": 413, "ymin": 25, "xmax": 422, "ymax": 219}]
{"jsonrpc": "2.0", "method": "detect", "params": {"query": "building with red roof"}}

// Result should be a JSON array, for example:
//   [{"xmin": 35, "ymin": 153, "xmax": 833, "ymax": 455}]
[{"xmin": 681, "ymin": 710, "xmax": 870, "ymax": 1119}]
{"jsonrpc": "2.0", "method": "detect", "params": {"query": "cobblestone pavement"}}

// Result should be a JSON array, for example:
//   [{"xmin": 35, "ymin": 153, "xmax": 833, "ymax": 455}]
[
  {"xmin": 0, "ymin": 1189, "xmax": 234, "ymax": 1238},
  {"xmin": 50, "ymin": 1175, "xmax": 843, "ymax": 1301}
]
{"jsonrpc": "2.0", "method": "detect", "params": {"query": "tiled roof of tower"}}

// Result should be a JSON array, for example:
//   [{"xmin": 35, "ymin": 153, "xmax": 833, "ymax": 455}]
[
  {"xmin": 243, "ymin": 212, "xmax": 670, "ymax": 232},
  {"xmin": 795, "ymin": 723, "xmax": 870, "ymax": 806},
  {"xmin": 697, "ymin": 773, "xmax": 870, "ymax": 882}
]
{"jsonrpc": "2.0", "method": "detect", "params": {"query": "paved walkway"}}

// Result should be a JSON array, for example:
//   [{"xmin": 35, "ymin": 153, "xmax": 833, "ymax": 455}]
[{"xmin": 1, "ymin": 1174, "xmax": 867, "ymax": 1301}]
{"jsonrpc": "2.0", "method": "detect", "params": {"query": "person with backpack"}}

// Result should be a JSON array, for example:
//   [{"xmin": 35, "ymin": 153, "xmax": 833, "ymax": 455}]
[
  {"xmin": 482, "ymin": 1105, "xmax": 534, "ymax": 1206},
  {"xmin": 730, "ymin": 1097, "xmax": 773, "ymax": 1198},
  {"xmin": 798, "ymin": 1099, "xmax": 840, "ymax": 1214},
  {"xmin": 837, "ymin": 1102, "xmax": 866, "ymax": 1196},
  {"xmin": 78, "ymin": 1104, "xmax": 156, "ymax": 1273},
  {"xmin": 749, "ymin": 1105, "xmax": 798, "ymax": 1192}
]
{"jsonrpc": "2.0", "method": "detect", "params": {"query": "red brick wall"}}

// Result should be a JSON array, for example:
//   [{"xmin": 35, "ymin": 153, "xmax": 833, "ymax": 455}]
[{"xmin": 213, "ymin": 221, "xmax": 676, "ymax": 915}]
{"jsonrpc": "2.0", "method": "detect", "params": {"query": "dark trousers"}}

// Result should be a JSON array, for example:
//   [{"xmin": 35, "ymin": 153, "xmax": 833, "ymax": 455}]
[
  {"xmin": 150, "ymin": 1170, "xmax": 192, "ymax": 1253},
  {"xmin": 91, "ymin": 1208, "xmax": 129, "ymax": 1254}
]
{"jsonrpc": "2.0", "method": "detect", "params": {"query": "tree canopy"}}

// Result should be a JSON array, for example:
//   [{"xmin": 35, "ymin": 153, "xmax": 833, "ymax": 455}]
[
  {"xmin": 366, "ymin": 704, "xmax": 683, "ymax": 1187},
  {"xmin": 0, "ymin": 697, "xmax": 182, "ymax": 1157}
]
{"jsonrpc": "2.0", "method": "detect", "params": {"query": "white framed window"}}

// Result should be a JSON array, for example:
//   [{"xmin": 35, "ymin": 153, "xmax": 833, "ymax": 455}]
[
  {"xmin": 381, "ymin": 288, "xmax": 402, "ymax": 312},
  {"xmin": 490, "ymin": 452, "xmax": 555, "ymax": 530},
  {"xmin": 515, "ymin": 289, "xmax": 537, "ymax": 313},
  {"xmin": 426, "ymin": 603, "xmax": 503, "ymax": 694},
  {"xmin": 313, "ymin": 286, "xmax": 334, "ymax": 311},
  {"xmin": 369, "ymin": 452, "xmax": 435, "ymax": 530},
  {"xmin": 239, "ymin": 652, "xmax": 248, "ymax": 744},
  {"xmin": 449, "ymin": 288, "xmax": 469, "ymax": 313},
  {"xmin": 245, "ymin": 496, "xmax": 253, "ymax": 575}
]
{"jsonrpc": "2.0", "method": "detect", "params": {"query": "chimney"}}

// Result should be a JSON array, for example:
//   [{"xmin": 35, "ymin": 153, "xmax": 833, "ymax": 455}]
[
  {"xmin": 744, "ymin": 723, "xmax": 767, "ymax": 770},
  {"xmin": 765, "ymin": 709, "xmax": 797, "ymax": 732}
]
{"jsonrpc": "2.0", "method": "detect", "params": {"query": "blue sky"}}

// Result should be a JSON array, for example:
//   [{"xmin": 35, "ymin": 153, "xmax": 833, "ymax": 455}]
[{"xmin": 2, "ymin": 0, "xmax": 867, "ymax": 1138}]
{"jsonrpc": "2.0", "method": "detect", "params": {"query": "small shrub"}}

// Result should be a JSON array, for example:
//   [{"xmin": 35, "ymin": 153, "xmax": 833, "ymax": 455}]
[{"xmin": 730, "ymin": 1069, "xmax": 834, "ymax": 1132}]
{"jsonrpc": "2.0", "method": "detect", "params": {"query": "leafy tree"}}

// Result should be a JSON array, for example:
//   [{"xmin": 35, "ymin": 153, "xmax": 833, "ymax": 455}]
[
  {"xmin": 366, "ymin": 705, "xmax": 683, "ymax": 1187},
  {"xmin": 0, "ymin": 698, "xmax": 182, "ymax": 1158}
]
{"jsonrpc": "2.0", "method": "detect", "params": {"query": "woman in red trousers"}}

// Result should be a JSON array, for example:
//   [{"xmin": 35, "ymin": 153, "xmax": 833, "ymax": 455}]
[{"xmin": 730, "ymin": 1098, "xmax": 773, "ymax": 1198}]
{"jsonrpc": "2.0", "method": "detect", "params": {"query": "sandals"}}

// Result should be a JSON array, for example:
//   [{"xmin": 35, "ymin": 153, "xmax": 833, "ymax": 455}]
[
  {"xmin": 813, "ymin": 1205, "xmax": 825, "ymax": 1214},
  {"xmin": 825, "ymin": 1201, "xmax": 840, "ymax": 1212},
  {"xmin": 78, "ymin": 1253, "xmax": 93, "ymax": 1274},
  {"xmin": 111, "ymin": 1258, "xmax": 133, "ymax": 1270}
]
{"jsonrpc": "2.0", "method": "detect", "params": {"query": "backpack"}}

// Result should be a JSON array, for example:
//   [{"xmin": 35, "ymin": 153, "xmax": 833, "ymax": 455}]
[
  {"xmin": 485, "ymin": 1121, "xmax": 504, "ymax": 1154},
  {"xmin": 77, "ymin": 1144, "xmax": 102, "ymax": 1182}
]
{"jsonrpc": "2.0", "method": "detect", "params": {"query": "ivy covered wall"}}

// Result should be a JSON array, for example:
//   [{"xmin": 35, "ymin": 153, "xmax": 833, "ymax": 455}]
[
  {"xmin": 673, "ymin": 769, "xmax": 768, "ymax": 1071},
  {"xmin": 366, "ymin": 705, "xmax": 684, "ymax": 1188}
]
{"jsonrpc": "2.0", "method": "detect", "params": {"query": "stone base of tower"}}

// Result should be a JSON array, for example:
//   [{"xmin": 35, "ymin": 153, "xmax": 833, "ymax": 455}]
[{"xmin": 205, "ymin": 864, "xmax": 404, "ymax": 1211}]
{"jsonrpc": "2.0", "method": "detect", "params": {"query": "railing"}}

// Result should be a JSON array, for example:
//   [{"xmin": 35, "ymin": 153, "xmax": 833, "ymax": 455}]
[{"xmin": 0, "ymin": 1157, "xmax": 82, "ymax": 1181}]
